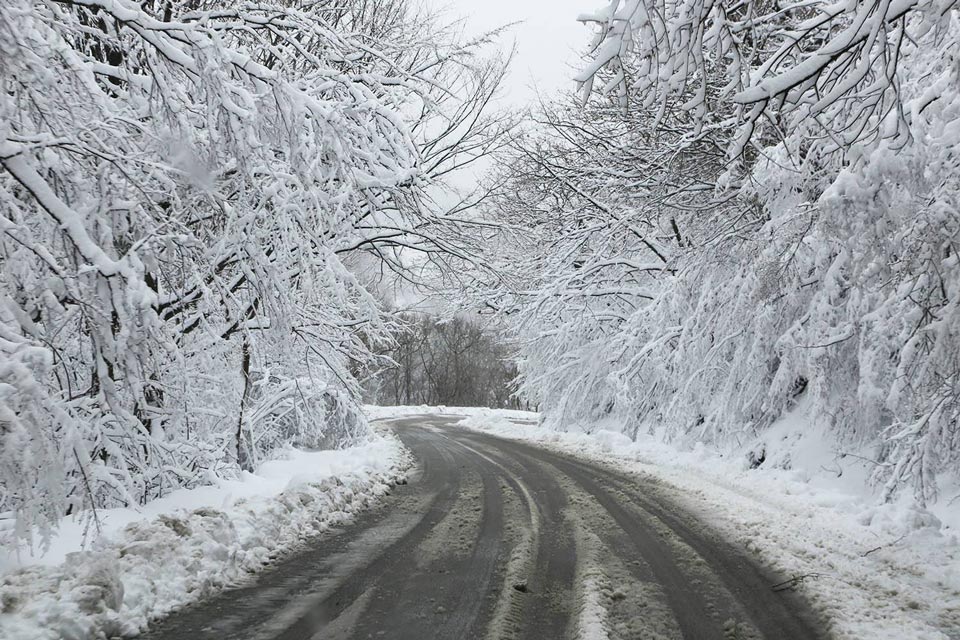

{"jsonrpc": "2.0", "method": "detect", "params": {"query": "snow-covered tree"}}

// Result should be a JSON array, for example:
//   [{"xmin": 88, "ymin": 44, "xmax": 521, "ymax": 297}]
[
  {"xmin": 366, "ymin": 313, "xmax": 518, "ymax": 408},
  {"xmin": 0, "ymin": 0, "xmax": 511, "ymax": 546},
  {"xmin": 479, "ymin": 0, "xmax": 960, "ymax": 504}
]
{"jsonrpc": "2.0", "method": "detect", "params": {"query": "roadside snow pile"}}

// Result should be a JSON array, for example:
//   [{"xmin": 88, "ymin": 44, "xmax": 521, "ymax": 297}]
[
  {"xmin": 456, "ymin": 411, "xmax": 960, "ymax": 640},
  {"xmin": 0, "ymin": 433, "xmax": 411, "ymax": 640}
]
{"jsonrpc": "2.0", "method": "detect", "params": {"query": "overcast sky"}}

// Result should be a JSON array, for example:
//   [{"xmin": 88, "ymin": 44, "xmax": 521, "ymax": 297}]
[{"xmin": 426, "ymin": 0, "xmax": 593, "ymax": 107}]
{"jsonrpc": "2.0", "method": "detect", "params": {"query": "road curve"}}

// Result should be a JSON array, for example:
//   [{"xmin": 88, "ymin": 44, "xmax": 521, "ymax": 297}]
[{"xmin": 140, "ymin": 416, "xmax": 826, "ymax": 640}]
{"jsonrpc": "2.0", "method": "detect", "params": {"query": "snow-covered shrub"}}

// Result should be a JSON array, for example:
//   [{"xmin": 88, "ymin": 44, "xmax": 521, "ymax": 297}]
[{"xmin": 245, "ymin": 374, "xmax": 367, "ymax": 462}]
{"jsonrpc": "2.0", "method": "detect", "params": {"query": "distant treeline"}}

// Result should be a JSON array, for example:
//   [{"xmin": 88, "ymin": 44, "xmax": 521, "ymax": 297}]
[{"xmin": 367, "ymin": 315, "xmax": 521, "ymax": 409}]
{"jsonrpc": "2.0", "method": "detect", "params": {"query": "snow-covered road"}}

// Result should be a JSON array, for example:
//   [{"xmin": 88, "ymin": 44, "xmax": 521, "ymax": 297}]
[{"xmin": 140, "ymin": 415, "xmax": 824, "ymax": 640}]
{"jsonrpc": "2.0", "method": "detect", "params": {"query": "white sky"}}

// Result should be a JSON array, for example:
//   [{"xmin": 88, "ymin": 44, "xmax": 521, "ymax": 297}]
[{"xmin": 425, "ymin": 0, "xmax": 594, "ymax": 108}]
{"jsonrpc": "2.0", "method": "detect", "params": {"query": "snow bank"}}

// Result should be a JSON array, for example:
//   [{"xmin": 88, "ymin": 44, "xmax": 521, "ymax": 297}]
[
  {"xmin": 0, "ymin": 432, "xmax": 411, "ymax": 640},
  {"xmin": 449, "ymin": 410, "xmax": 960, "ymax": 640}
]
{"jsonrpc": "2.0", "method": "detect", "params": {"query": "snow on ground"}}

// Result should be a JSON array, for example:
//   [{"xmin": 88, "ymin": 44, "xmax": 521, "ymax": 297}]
[
  {"xmin": 0, "ymin": 430, "xmax": 411, "ymax": 640},
  {"xmin": 370, "ymin": 406, "xmax": 960, "ymax": 640},
  {"xmin": 363, "ymin": 404, "xmax": 537, "ymax": 423},
  {"xmin": 577, "ymin": 575, "xmax": 611, "ymax": 640}
]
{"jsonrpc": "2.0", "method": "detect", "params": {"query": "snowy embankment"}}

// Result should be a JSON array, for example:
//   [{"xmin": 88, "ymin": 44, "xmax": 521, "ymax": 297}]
[
  {"xmin": 376, "ymin": 406, "xmax": 960, "ymax": 640},
  {"xmin": 0, "ymin": 431, "xmax": 411, "ymax": 640}
]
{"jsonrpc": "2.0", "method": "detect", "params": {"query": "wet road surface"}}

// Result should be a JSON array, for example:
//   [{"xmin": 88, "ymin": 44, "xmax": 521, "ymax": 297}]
[{"xmin": 140, "ymin": 415, "xmax": 826, "ymax": 640}]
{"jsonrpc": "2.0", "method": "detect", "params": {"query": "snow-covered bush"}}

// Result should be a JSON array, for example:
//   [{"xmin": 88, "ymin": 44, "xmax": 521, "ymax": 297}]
[{"xmin": 245, "ymin": 373, "xmax": 367, "ymax": 461}]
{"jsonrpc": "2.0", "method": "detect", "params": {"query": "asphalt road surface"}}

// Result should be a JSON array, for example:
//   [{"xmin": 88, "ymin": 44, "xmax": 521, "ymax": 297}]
[{"xmin": 141, "ymin": 415, "xmax": 825, "ymax": 640}]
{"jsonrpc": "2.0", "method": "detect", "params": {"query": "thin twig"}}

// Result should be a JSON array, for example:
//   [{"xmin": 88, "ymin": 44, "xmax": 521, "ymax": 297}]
[
  {"xmin": 771, "ymin": 573, "xmax": 825, "ymax": 592},
  {"xmin": 862, "ymin": 534, "xmax": 907, "ymax": 557}
]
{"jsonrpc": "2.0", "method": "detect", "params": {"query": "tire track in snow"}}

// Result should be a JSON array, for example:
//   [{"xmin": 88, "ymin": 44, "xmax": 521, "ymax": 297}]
[
  {"xmin": 447, "ymin": 435, "xmax": 575, "ymax": 640},
  {"xmin": 553, "ymin": 454, "xmax": 821, "ymax": 639},
  {"xmin": 457, "ymin": 428, "xmax": 824, "ymax": 640},
  {"xmin": 462, "ymin": 434, "xmax": 684, "ymax": 640},
  {"xmin": 140, "ymin": 417, "xmax": 826, "ymax": 640}
]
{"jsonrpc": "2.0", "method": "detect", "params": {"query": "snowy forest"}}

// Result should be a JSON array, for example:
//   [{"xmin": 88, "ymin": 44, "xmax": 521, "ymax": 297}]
[
  {"xmin": 0, "ymin": 0, "xmax": 514, "ymax": 545},
  {"xmin": 365, "ymin": 314, "xmax": 518, "ymax": 409},
  {"xmin": 2, "ymin": 0, "xmax": 960, "ymax": 552},
  {"xmin": 473, "ymin": 0, "xmax": 960, "ymax": 507}
]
